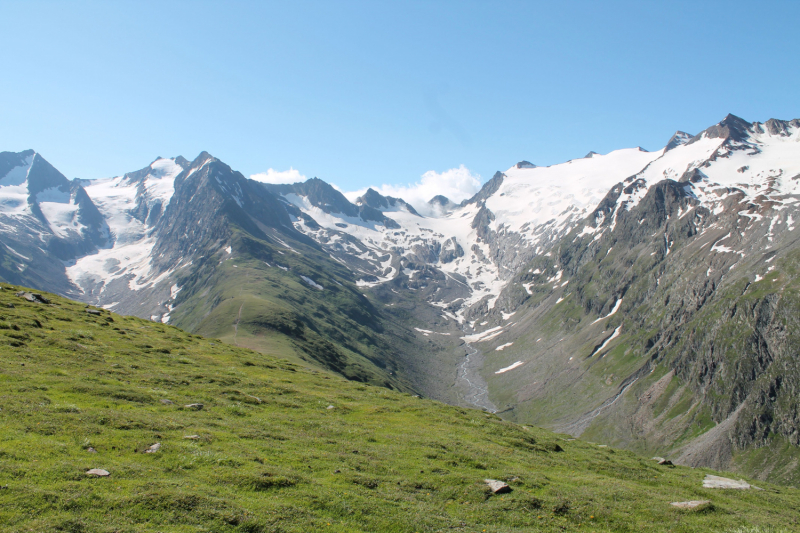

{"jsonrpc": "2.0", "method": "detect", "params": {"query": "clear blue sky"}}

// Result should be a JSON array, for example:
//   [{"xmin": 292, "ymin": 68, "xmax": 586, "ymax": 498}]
[{"xmin": 2, "ymin": 0, "xmax": 799, "ymax": 195}]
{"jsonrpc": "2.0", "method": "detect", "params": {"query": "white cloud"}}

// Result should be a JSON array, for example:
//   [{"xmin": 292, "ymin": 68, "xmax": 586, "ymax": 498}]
[
  {"xmin": 345, "ymin": 165, "xmax": 481, "ymax": 216},
  {"xmin": 250, "ymin": 167, "xmax": 306, "ymax": 185}
]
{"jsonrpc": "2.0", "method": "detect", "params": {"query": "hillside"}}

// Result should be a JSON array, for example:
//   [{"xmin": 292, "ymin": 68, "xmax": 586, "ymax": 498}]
[{"xmin": 1, "ymin": 285, "xmax": 799, "ymax": 532}]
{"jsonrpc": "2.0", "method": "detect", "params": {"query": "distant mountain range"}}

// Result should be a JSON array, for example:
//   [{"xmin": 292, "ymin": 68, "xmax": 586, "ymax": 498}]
[{"xmin": 3, "ymin": 113, "xmax": 800, "ymax": 484}]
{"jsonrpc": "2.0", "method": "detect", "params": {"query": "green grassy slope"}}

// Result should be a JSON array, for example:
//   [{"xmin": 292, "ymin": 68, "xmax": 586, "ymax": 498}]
[
  {"xmin": 1, "ymin": 284, "xmax": 799, "ymax": 533},
  {"xmin": 167, "ymin": 227, "xmax": 442, "ymax": 397}
]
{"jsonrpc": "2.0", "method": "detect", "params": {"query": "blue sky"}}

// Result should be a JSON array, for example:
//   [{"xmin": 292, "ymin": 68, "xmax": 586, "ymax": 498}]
[{"xmin": 2, "ymin": 1, "xmax": 799, "ymax": 202}]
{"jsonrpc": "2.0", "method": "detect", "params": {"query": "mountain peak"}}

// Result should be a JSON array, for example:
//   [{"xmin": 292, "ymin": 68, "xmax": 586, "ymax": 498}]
[
  {"xmin": 665, "ymin": 131, "xmax": 694, "ymax": 152},
  {"xmin": 192, "ymin": 151, "xmax": 216, "ymax": 166},
  {"xmin": 428, "ymin": 194, "xmax": 452, "ymax": 206},
  {"xmin": 462, "ymin": 171, "xmax": 505, "ymax": 207},
  {"xmin": 355, "ymin": 187, "xmax": 418, "ymax": 215},
  {"xmin": 515, "ymin": 161, "xmax": 536, "ymax": 169},
  {"xmin": 357, "ymin": 188, "xmax": 389, "ymax": 209},
  {"xmin": 699, "ymin": 113, "xmax": 753, "ymax": 142}
]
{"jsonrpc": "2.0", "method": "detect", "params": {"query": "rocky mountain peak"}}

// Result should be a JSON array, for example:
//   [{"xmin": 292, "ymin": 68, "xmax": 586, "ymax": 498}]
[
  {"xmin": 356, "ymin": 188, "xmax": 391, "ymax": 209},
  {"xmin": 355, "ymin": 188, "xmax": 418, "ymax": 216},
  {"xmin": 25, "ymin": 152, "xmax": 73, "ymax": 198},
  {"xmin": 0, "ymin": 150, "xmax": 35, "ymax": 185},
  {"xmin": 461, "ymin": 171, "xmax": 504, "ymax": 207},
  {"xmin": 762, "ymin": 117, "xmax": 799, "ymax": 136},
  {"xmin": 697, "ymin": 113, "xmax": 754, "ymax": 143},
  {"xmin": 664, "ymin": 131, "xmax": 693, "ymax": 152},
  {"xmin": 515, "ymin": 160, "xmax": 536, "ymax": 169}
]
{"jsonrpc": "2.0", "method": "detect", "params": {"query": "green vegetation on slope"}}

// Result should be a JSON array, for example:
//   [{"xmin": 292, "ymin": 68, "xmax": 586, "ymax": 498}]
[{"xmin": 1, "ymin": 285, "xmax": 799, "ymax": 532}]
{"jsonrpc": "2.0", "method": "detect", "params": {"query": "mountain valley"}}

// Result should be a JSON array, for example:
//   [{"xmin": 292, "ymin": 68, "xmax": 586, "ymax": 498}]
[{"xmin": 3, "ymin": 114, "xmax": 800, "ymax": 485}]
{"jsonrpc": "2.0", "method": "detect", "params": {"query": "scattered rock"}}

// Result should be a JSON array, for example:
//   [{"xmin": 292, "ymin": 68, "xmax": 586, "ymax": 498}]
[
  {"xmin": 144, "ymin": 443, "xmax": 161, "ymax": 454},
  {"xmin": 16, "ymin": 292, "xmax": 49, "ymax": 304},
  {"xmin": 653, "ymin": 457, "xmax": 673, "ymax": 465},
  {"xmin": 85, "ymin": 309, "xmax": 101, "ymax": 315},
  {"xmin": 160, "ymin": 399, "xmax": 175, "ymax": 405},
  {"xmin": 702, "ymin": 474, "xmax": 750, "ymax": 489},
  {"xmin": 6, "ymin": 304, "xmax": 14, "ymax": 308},
  {"xmin": 334, "ymin": 469, "xmax": 341, "ymax": 474},
  {"xmin": 183, "ymin": 435, "xmax": 200, "ymax": 440},
  {"xmin": 327, "ymin": 405, "xmax": 335, "ymax": 410},
  {"xmin": 671, "ymin": 500, "xmax": 711, "ymax": 509},
  {"xmin": 184, "ymin": 403, "xmax": 204, "ymax": 410},
  {"xmin": 86, "ymin": 469, "xmax": 110, "ymax": 477},
  {"xmin": 598, "ymin": 444, "xmax": 608, "ymax": 448},
  {"xmin": 87, "ymin": 447, "xmax": 97, "ymax": 453},
  {"xmin": 484, "ymin": 479, "xmax": 512, "ymax": 494}
]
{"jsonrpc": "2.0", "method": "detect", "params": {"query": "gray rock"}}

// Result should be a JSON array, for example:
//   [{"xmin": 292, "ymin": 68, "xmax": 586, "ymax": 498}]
[
  {"xmin": 87, "ymin": 447, "xmax": 97, "ymax": 453},
  {"xmin": 16, "ymin": 292, "xmax": 49, "ymax": 304},
  {"xmin": 702, "ymin": 475, "xmax": 750, "ymax": 489},
  {"xmin": 183, "ymin": 435, "xmax": 200, "ymax": 440},
  {"xmin": 671, "ymin": 500, "xmax": 711, "ymax": 509},
  {"xmin": 159, "ymin": 399, "xmax": 174, "ymax": 405},
  {"xmin": 326, "ymin": 405, "xmax": 335, "ymax": 410},
  {"xmin": 144, "ymin": 443, "xmax": 161, "ymax": 453},
  {"xmin": 184, "ymin": 403, "xmax": 203, "ymax": 410},
  {"xmin": 85, "ymin": 309, "xmax": 101, "ymax": 315},
  {"xmin": 484, "ymin": 479, "xmax": 512, "ymax": 494},
  {"xmin": 86, "ymin": 468, "xmax": 110, "ymax": 477},
  {"xmin": 653, "ymin": 457, "xmax": 673, "ymax": 465}
]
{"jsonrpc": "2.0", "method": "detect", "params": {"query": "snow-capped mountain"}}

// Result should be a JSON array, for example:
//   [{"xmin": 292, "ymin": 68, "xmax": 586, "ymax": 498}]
[
  {"xmin": 3, "ymin": 113, "xmax": 800, "ymax": 482},
  {"xmin": 0, "ymin": 150, "xmax": 108, "ymax": 295}
]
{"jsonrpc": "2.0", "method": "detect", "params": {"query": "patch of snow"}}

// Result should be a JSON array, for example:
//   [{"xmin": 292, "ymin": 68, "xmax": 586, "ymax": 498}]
[
  {"xmin": 596, "ymin": 325, "xmax": 622, "ymax": 357},
  {"xmin": 495, "ymin": 361, "xmax": 524, "ymax": 374},
  {"xmin": 461, "ymin": 326, "xmax": 504, "ymax": 343},
  {"xmin": 592, "ymin": 298, "xmax": 622, "ymax": 324},
  {"xmin": 299, "ymin": 275, "xmax": 323, "ymax": 290}
]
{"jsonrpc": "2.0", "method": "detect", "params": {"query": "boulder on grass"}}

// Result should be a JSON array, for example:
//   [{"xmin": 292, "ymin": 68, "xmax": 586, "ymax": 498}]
[
  {"xmin": 484, "ymin": 479, "xmax": 512, "ymax": 494},
  {"xmin": 671, "ymin": 500, "xmax": 711, "ymax": 509},
  {"xmin": 702, "ymin": 475, "xmax": 750, "ymax": 489}
]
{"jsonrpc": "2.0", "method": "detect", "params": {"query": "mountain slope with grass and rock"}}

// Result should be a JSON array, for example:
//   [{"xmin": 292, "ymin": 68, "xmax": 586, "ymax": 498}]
[
  {"xmin": 1, "ymin": 284, "xmax": 799, "ymax": 532},
  {"xmin": 2, "ymin": 114, "xmax": 800, "ymax": 484}
]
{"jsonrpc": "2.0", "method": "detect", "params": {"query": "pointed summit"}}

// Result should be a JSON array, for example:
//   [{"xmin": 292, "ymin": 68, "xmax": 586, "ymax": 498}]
[
  {"xmin": 355, "ymin": 188, "xmax": 418, "ymax": 216},
  {"xmin": 698, "ymin": 113, "xmax": 753, "ymax": 142},
  {"xmin": 664, "ymin": 131, "xmax": 693, "ymax": 152}
]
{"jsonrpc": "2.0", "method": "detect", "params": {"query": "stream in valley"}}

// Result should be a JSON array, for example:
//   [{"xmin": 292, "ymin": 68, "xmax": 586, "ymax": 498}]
[{"xmin": 456, "ymin": 341, "xmax": 497, "ymax": 413}]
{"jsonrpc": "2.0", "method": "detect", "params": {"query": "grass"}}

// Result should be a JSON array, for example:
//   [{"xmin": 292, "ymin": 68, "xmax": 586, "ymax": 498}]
[{"xmin": 1, "ymin": 284, "xmax": 800, "ymax": 532}]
